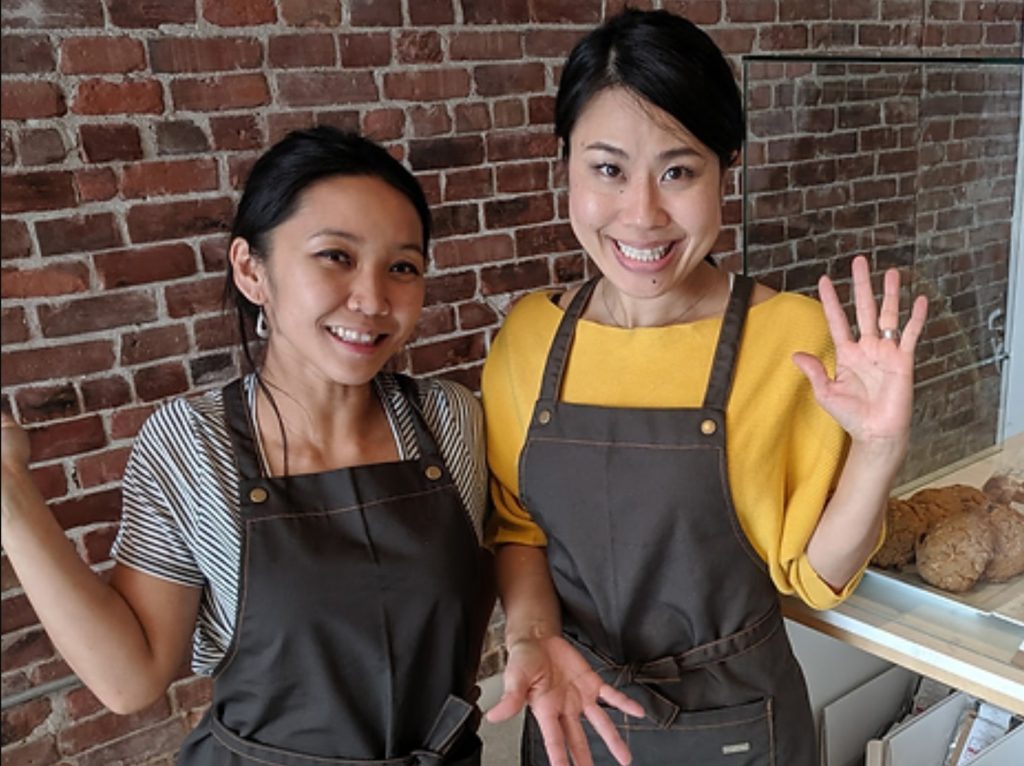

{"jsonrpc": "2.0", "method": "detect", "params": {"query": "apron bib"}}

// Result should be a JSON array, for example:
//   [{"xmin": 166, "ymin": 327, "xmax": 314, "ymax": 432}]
[
  {"xmin": 519, "ymin": 277, "xmax": 815, "ymax": 765},
  {"xmin": 179, "ymin": 376, "xmax": 492, "ymax": 765}
]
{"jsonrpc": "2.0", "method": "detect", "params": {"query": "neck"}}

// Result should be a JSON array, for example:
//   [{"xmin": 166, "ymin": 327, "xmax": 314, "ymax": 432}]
[{"xmin": 597, "ymin": 262, "xmax": 728, "ymax": 329}]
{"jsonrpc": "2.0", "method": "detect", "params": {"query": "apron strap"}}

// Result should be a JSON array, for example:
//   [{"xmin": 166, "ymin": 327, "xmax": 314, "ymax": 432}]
[
  {"xmin": 222, "ymin": 378, "xmax": 263, "ymax": 480},
  {"xmin": 410, "ymin": 695, "xmax": 477, "ymax": 765},
  {"xmin": 536, "ymin": 277, "xmax": 600, "ymax": 402},
  {"xmin": 393, "ymin": 373, "xmax": 444, "ymax": 463},
  {"xmin": 701, "ymin": 274, "xmax": 755, "ymax": 412}
]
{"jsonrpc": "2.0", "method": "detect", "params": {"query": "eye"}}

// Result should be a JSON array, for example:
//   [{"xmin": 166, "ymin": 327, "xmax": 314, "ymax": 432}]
[
  {"xmin": 594, "ymin": 162, "xmax": 622, "ymax": 179},
  {"xmin": 390, "ymin": 258, "xmax": 424, "ymax": 277},
  {"xmin": 316, "ymin": 248, "xmax": 351, "ymax": 264},
  {"xmin": 662, "ymin": 166, "xmax": 695, "ymax": 182}
]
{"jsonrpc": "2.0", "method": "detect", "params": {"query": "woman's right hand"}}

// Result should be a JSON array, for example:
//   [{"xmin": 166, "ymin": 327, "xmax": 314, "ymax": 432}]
[
  {"xmin": 485, "ymin": 634, "xmax": 645, "ymax": 766},
  {"xmin": 1, "ymin": 411, "xmax": 31, "ymax": 474}
]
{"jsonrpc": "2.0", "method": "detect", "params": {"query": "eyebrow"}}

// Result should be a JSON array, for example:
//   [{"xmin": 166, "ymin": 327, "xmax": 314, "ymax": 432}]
[
  {"xmin": 309, "ymin": 228, "xmax": 424, "ymax": 255},
  {"xmin": 583, "ymin": 141, "xmax": 702, "ymax": 162}
]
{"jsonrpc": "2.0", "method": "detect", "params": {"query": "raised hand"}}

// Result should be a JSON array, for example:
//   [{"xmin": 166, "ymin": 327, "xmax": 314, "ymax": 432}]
[
  {"xmin": 1, "ymin": 411, "xmax": 31, "ymax": 474},
  {"xmin": 792, "ymin": 255, "xmax": 928, "ymax": 448},
  {"xmin": 485, "ymin": 634, "xmax": 645, "ymax": 766}
]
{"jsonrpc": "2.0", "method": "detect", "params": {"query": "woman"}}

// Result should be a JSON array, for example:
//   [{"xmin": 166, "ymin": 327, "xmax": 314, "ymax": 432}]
[
  {"xmin": 481, "ymin": 10, "xmax": 928, "ymax": 766},
  {"xmin": 1, "ymin": 127, "xmax": 494, "ymax": 765}
]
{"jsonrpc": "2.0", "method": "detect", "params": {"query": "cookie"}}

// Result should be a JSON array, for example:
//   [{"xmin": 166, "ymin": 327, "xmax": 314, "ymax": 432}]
[
  {"xmin": 915, "ymin": 511, "xmax": 995, "ymax": 593},
  {"xmin": 983, "ymin": 474, "xmax": 1024, "ymax": 506},
  {"xmin": 982, "ymin": 503, "xmax": 1024, "ymax": 583},
  {"xmin": 908, "ymin": 484, "xmax": 989, "ymax": 529},
  {"xmin": 872, "ymin": 498, "xmax": 928, "ymax": 569}
]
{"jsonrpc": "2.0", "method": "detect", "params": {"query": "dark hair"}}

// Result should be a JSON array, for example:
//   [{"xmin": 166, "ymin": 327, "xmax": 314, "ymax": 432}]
[
  {"xmin": 225, "ymin": 126, "xmax": 432, "ymax": 364},
  {"xmin": 554, "ymin": 8, "xmax": 745, "ymax": 170}
]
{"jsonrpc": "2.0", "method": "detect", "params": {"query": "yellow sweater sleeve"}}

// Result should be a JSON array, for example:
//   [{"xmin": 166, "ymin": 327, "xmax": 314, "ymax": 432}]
[{"xmin": 481, "ymin": 288, "xmax": 861, "ymax": 610}]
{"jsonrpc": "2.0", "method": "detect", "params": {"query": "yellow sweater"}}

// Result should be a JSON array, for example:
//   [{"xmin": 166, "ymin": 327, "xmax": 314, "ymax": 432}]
[{"xmin": 482, "ymin": 288, "xmax": 864, "ymax": 610}]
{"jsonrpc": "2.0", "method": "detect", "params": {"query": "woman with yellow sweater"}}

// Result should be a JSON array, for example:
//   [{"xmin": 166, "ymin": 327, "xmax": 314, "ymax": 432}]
[{"xmin": 481, "ymin": 9, "xmax": 928, "ymax": 766}]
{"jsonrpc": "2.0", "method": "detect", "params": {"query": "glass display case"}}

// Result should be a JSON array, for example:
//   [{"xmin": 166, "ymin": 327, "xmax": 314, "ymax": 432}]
[{"xmin": 741, "ymin": 54, "xmax": 1024, "ymax": 716}]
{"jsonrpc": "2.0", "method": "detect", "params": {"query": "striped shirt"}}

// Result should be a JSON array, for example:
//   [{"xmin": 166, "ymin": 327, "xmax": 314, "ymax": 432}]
[{"xmin": 110, "ymin": 373, "xmax": 488, "ymax": 676}]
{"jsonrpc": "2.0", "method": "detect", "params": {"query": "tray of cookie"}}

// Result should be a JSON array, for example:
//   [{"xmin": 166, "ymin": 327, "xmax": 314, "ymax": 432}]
[{"xmin": 867, "ymin": 441, "xmax": 1024, "ymax": 628}]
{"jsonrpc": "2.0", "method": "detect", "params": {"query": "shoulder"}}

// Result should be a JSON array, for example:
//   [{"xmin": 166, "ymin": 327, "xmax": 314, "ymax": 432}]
[{"xmin": 748, "ymin": 290, "xmax": 831, "ymax": 347}]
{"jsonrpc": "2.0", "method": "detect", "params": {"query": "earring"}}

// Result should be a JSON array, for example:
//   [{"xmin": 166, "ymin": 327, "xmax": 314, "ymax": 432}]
[{"xmin": 255, "ymin": 307, "xmax": 270, "ymax": 339}]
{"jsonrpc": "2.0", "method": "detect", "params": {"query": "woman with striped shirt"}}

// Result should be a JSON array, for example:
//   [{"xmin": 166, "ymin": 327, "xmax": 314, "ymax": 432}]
[{"xmin": 1, "ymin": 127, "xmax": 494, "ymax": 765}]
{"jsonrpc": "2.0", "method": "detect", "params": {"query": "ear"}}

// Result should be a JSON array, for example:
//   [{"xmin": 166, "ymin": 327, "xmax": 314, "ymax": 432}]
[{"xmin": 229, "ymin": 237, "xmax": 266, "ymax": 306}]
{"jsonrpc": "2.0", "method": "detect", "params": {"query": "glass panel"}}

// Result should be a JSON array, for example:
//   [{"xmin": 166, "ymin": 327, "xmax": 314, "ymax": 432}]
[{"xmin": 741, "ymin": 56, "xmax": 1023, "ymax": 485}]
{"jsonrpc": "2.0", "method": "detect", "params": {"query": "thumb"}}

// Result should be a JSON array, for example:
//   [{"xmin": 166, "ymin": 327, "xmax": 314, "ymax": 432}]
[
  {"xmin": 791, "ymin": 352, "xmax": 829, "ymax": 399},
  {"xmin": 485, "ymin": 673, "xmax": 529, "ymax": 723}
]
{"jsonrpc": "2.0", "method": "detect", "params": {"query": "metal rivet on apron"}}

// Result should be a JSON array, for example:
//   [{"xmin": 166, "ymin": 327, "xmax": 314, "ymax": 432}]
[
  {"xmin": 249, "ymin": 486, "xmax": 268, "ymax": 503},
  {"xmin": 700, "ymin": 418, "xmax": 717, "ymax": 436},
  {"xmin": 425, "ymin": 465, "xmax": 443, "ymax": 481},
  {"xmin": 537, "ymin": 409, "xmax": 552, "ymax": 425}
]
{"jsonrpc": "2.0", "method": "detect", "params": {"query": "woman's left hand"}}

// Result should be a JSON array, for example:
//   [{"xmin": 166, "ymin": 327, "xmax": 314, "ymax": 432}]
[{"xmin": 792, "ymin": 255, "xmax": 929, "ymax": 449}]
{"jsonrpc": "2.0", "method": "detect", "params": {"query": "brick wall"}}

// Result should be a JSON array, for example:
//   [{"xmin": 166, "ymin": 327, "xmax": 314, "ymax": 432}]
[{"xmin": 2, "ymin": 1, "xmax": 1021, "ymax": 763}]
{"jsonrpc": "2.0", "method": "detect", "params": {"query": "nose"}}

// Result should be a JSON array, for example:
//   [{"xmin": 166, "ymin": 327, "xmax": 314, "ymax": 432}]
[
  {"xmin": 621, "ymin": 176, "xmax": 669, "ymax": 229},
  {"xmin": 347, "ymin": 268, "xmax": 390, "ymax": 316}
]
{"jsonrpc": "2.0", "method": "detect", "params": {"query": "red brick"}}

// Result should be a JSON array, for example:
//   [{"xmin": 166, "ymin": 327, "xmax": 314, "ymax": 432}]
[
  {"xmin": 79, "ymin": 123, "xmax": 143, "ymax": 162},
  {"xmin": 73, "ymin": 78, "xmax": 163, "ymax": 115},
  {"xmin": 523, "ymin": 29, "xmax": 586, "ymax": 58},
  {"xmin": 171, "ymin": 73, "xmax": 270, "ymax": 111},
  {"xmin": 662, "ymin": 0, "xmax": 721, "ymax": 23},
  {"xmin": 51, "ymin": 488, "xmax": 121, "ymax": 531},
  {"xmin": 0, "ymin": 171, "xmax": 75, "ymax": 214},
  {"xmin": 199, "ymin": 235, "xmax": 231, "ymax": 272},
  {"xmin": 164, "ymin": 276, "xmax": 224, "ymax": 317},
  {"xmin": 0, "ymin": 81, "xmax": 65, "ymax": 120},
  {"xmin": 2, "ymin": 0, "xmax": 103, "ymax": 29},
  {"xmin": 75, "ymin": 719, "xmax": 188, "ymax": 766},
  {"xmin": 480, "ymin": 257, "xmax": 551, "ymax": 294},
  {"xmin": 81, "ymin": 376, "xmax": 132, "ymax": 411},
  {"xmin": 38, "ymin": 291, "xmax": 158, "ymax": 338},
  {"xmin": 474, "ymin": 63, "xmax": 545, "ymax": 95},
  {"xmin": 107, "ymin": 0, "xmax": 195, "ymax": 28},
  {"xmin": 442, "ymin": 167, "xmax": 494, "ymax": 203},
  {"xmin": 339, "ymin": 33, "xmax": 392, "ymax": 67},
  {"xmin": 431, "ymin": 204, "xmax": 481, "ymax": 238},
  {"xmin": 362, "ymin": 108, "xmax": 405, "ymax": 141},
  {"xmin": 351, "ymin": 0, "xmax": 402, "ymax": 26},
  {"xmin": 269, "ymin": 33, "xmax": 336, "ymax": 68},
  {"xmin": 383, "ymin": 69, "xmax": 471, "ymax": 101},
  {"xmin": 411, "ymin": 305, "xmax": 457, "ymax": 341},
  {"xmin": 35, "ymin": 214, "xmax": 122, "ymax": 256},
  {"xmin": 410, "ymin": 105, "xmax": 452, "ymax": 137},
  {"xmin": 18, "ymin": 128, "xmax": 67, "ymax": 166},
  {"xmin": 63, "ymin": 686, "xmax": 104, "ymax": 721},
  {"xmin": 409, "ymin": 333, "xmax": 486, "ymax": 375},
  {"xmin": 190, "ymin": 352, "xmax": 235, "ymax": 385},
  {"xmin": 2, "ymin": 35, "xmax": 56, "ymax": 74},
  {"xmin": 454, "ymin": 103, "xmax": 491, "ymax": 132},
  {"xmin": 210, "ymin": 115, "xmax": 263, "ymax": 150},
  {"xmin": 29, "ymin": 655, "xmax": 73, "ymax": 685},
  {"xmin": 497, "ymin": 161, "xmax": 550, "ymax": 193},
  {"xmin": 834, "ymin": 0, "xmax": 883, "ymax": 19},
  {"xmin": 397, "ymin": 31, "xmax": 443, "ymax": 64},
  {"xmin": 462, "ymin": 0, "xmax": 528, "ymax": 24},
  {"xmin": 458, "ymin": 300, "xmax": 499, "ymax": 331},
  {"xmin": 155, "ymin": 120, "xmax": 210, "ymax": 156},
  {"xmin": 0, "ymin": 695, "xmax": 51, "ymax": 744},
  {"xmin": 434, "ymin": 234, "xmax": 513, "ymax": 268},
  {"xmin": 14, "ymin": 383, "xmax": 79, "ymax": 424},
  {"xmin": 425, "ymin": 270, "xmax": 478, "ymax": 306},
  {"xmin": 708, "ymin": 27, "xmax": 757, "ymax": 54},
  {"xmin": 59, "ymin": 698, "xmax": 172, "ymax": 756},
  {"xmin": 203, "ymin": 0, "xmax": 277, "ymax": 26},
  {"xmin": 80, "ymin": 523, "xmax": 119, "ymax": 564},
  {"xmin": 494, "ymin": 99, "xmax": 525, "ymax": 128},
  {"xmin": 409, "ymin": 0, "xmax": 456, "ymax": 25},
  {"xmin": 0, "ymin": 596, "xmax": 41, "ymax": 638},
  {"xmin": 759, "ymin": 24, "xmax": 809, "ymax": 49},
  {"xmin": 515, "ymin": 222, "xmax": 579, "ymax": 257},
  {"xmin": 149, "ymin": 37, "xmax": 263, "ymax": 73},
  {"xmin": 121, "ymin": 159, "xmax": 219, "ymax": 199},
  {"xmin": 170, "ymin": 676, "xmax": 213, "ymax": 714},
  {"xmin": 450, "ymin": 31, "xmax": 522, "ymax": 61},
  {"xmin": 529, "ymin": 0, "xmax": 601, "ymax": 23},
  {"xmin": 94, "ymin": 243, "xmax": 197, "ymax": 289},
  {"xmin": 134, "ymin": 361, "xmax": 189, "ymax": 402},
  {"xmin": 28, "ymin": 415, "xmax": 106, "ymax": 461},
  {"xmin": 280, "ymin": 0, "xmax": 341, "ymax": 26},
  {"xmin": 60, "ymin": 36, "xmax": 145, "ymax": 74},
  {"xmin": 2, "ymin": 307, "xmax": 30, "ymax": 345},
  {"xmin": 1, "ymin": 263, "xmax": 90, "ymax": 299},
  {"xmin": 110, "ymin": 405, "xmax": 155, "ymax": 440},
  {"xmin": 278, "ymin": 71, "xmax": 378, "ymax": 106},
  {"xmin": 127, "ymin": 197, "xmax": 233, "ymax": 243},
  {"xmin": 195, "ymin": 314, "xmax": 238, "ymax": 350},
  {"xmin": 484, "ymin": 193, "xmax": 554, "ymax": 228},
  {"xmin": 1, "ymin": 220, "xmax": 32, "ymax": 260},
  {"xmin": 28, "ymin": 464, "xmax": 68, "ymax": 502},
  {"xmin": 121, "ymin": 325, "xmax": 190, "ymax": 365},
  {"xmin": 408, "ymin": 136, "xmax": 484, "ymax": 170},
  {"xmin": 228, "ymin": 154, "xmax": 260, "ymax": 188},
  {"xmin": 0, "ymin": 732, "xmax": 59, "ymax": 764}
]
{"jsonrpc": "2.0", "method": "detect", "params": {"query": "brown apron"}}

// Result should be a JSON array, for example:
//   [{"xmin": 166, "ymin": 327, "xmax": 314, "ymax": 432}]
[
  {"xmin": 178, "ymin": 375, "xmax": 492, "ymax": 765},
  {"xmin": 518, "ymin": 276, "xmax": 816, "ymax": 765}
]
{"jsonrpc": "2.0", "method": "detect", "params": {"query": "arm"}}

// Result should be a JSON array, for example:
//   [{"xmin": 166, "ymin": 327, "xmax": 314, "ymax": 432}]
[
  {"xmin": 1, "ymin": 414, "xmax": 200, "ymax": 714},
  {"xmin": 486, "ymin": 544, "xmax": 643, "ymax": 766},
  {"xmin": 793, "ymin": 255, "xmax": 929, "ymax": 591}
]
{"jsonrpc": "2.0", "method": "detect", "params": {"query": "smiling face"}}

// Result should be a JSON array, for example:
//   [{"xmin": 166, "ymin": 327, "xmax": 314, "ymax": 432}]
[
  {"xmin": 567, "ymin": 87, "xmax": 726, "ymax": 308},
  {"xmin": 235, "ymin": 174, "xmax": 426, "ymax": 390}
]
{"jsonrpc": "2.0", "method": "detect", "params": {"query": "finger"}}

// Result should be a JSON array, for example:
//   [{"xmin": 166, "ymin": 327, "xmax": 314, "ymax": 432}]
[
  {"xmin": 597, "ymin": 684, "xmax": 645, "ymax": 718},
  {"xmin": 484, "ymin": 675, "xmax": 528, "ymax": 723},
  {"xmin": 583, "ymin": 705, "xmax": 633, "ymax": 766},
  {"xmin": 791, "ymin": 352, "xmax": 831, "ymax": 401},
  {"xmin": 817, "ymin": 274, "xmax": 853, "ymax": 345},
  {"xmin": 563, "ymin": 714, "xmax": 594, "ymax": 766},
  {"xmin": 877, "ymin": 267, "xmax": 901, "ymax": 336},
  {"xmin": 899, "ymin": 294, "xmax": 929, "ymax": 352},
  {"xmin": 535, "ymin": 711, "xmax": 571, "ymax": 766},
  {"xmin": 851, "ymin": 255, "xmax": 879, "ymax": 339}
]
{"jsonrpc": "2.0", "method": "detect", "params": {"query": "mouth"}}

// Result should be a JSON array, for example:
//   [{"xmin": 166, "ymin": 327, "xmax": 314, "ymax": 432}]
[
  {"xmin": 613, "ymin": 239, "xmax": 676, "ymax": 265},
  {"xmin": 325, "ymin": 325, "xmax": 385, "ymax": 349}
]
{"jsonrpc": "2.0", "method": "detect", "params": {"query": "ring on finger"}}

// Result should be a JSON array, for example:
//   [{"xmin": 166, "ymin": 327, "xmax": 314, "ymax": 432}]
[{"xmin": 880, "ymin": 327, "xmax": 901, "ymax": 342}]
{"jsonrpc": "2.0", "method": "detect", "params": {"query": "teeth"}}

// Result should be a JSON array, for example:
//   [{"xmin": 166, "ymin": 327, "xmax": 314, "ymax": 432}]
[
  {"xmin": 617, "ymin": 241, "xmax": 671, "ymax": 262},
  {"xmin": 329, "ymin": 326, "xmax": 376, "ymax": 345}
]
